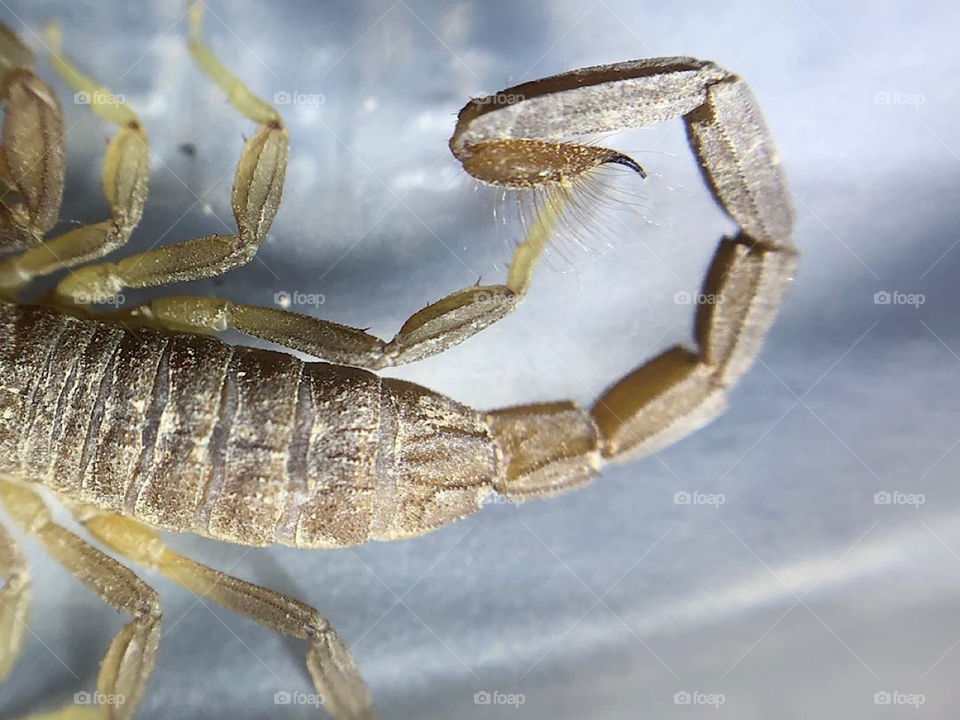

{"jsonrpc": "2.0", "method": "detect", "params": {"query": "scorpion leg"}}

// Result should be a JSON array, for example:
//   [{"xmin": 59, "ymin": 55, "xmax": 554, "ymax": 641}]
[
  {"xmin": 0, "ymin": 481, "xmax": 160, "ymax": 720},
  {"xmin": 53, "ymin": 3, "xmax": 287, "ymax": 305},
  {"xmin": 75, "ymin": 511, "xmax": 372, "ymax": 720},
  {"xmin": 0, "ymin": 24, "xmax": 65, "ymax": 257},
  {"xmin": 111, "ymin": 194, "xmax": 564, "ymax": 369},
  {"xmin": 0, "ymin": 517, "xmax": 30, "ymax": 682},
  {"xmin": 104, "ymin": 58, "xmax": 788, "ymax": 371},
  {"xmin": 0, "ymin": 24, "xmax": 150, "ymax": 298}
]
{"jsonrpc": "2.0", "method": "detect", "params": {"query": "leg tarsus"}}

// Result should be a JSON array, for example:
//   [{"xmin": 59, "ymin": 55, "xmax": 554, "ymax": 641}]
[
  {"xmin": 111, "ymin": 191, "xmax": 565, "ymax": 369},
  {"xmin": 44, "ymin": 23, "xmax": 139, "ymax": 128},
  {"xmin": 0, "ymin": 481, "xmax": 160, "ymax": 720},
  {"xmin": 187, "ymin": 3, "xmax": 281, "ymax": 126},
  {"xmin": 51, "ymin": 8, "xmax": 287, "ymax": 305},
  {"xmin": 80, "ymin": 511, "xmax": 373, "ymax": 720}
]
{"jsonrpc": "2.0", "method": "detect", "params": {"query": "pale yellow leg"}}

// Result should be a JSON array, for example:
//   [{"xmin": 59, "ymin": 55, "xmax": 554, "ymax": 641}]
[
  {"xmin": 185, "ymin": 2, "xmax": 279, "ymax": 125},
  {"xmin": 44, "ymin": 24, "xmax": 139, "ymax": 128},
  {"xmin": 77, "ymin": 511, "xmax": 372, "ymax": 720},
  {"xmin": 0, "ymin": 23, "xmax": 149, "ymax": 298},
  {"xmin": 0, "ymin": 481, "xmax": 160, "ymax": 720},
  {"xmin": 44, "ymin": 0, "xmax": 561, "ymax": 366},
  {"xmin": 113, "ymin": 193, "xmax": 564, "ymax": 369},
  {"xmin": 53, "ymin": 3, "xmax": 287, "ymax": 305},
  {"xmin": 0, "ymin": 518, "xmax": 30, "ymax": 682}
]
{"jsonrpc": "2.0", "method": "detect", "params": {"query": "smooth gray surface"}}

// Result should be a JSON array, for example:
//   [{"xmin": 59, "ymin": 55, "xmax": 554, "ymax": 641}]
[{"xmin": 0, "ymin": 0, "xmax": 958, "ymax": 718}]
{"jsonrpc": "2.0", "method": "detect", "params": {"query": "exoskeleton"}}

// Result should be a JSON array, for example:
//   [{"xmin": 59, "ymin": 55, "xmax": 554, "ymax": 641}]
[{"xmin": 0, "ymin": 5, "xmax": 796, "ymax": 719}]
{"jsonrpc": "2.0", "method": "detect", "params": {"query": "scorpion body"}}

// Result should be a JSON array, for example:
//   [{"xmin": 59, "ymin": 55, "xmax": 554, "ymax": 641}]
[
  {"xmin": 0, "ymin": 4, "xmax": 797, "ymax": 719},
  {"xmin": 0, "ymin": 299, "xmax": 598, "ymax": 550}
]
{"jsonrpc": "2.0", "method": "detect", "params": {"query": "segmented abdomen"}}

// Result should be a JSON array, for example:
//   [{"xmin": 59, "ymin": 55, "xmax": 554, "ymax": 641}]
[{"xmin": 0, "ymin": 301, "xmax": 498, "ymax": 548}]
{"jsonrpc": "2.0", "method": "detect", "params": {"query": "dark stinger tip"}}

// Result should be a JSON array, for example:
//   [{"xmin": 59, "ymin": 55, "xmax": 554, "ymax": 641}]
[{"xmin": 606, "ymin": 152, "xmax": 647, "ymax": 179}]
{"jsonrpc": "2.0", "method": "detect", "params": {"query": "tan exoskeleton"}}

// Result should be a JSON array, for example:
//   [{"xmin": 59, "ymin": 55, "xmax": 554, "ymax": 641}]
[{"xmin": 0, "ymin": 4, "xmax": 796, "ymax": 719}]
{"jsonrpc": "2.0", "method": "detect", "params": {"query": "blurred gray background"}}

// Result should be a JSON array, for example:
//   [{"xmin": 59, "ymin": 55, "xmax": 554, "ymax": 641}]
[{"xmin": 1, "ymin": 0, "xmax": 958, "ymax": 718}]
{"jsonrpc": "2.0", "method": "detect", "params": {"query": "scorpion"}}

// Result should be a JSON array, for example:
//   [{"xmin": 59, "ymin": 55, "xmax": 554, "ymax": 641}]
[{"xmin": 0, "ymin": 4, "xmax": 796, "ymax": 719}]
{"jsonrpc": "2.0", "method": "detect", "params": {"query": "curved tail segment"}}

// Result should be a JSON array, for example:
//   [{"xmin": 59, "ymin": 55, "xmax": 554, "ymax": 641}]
[{"xmin": 467, "ymin": 58, "xmax": 796, "ymax": 493}]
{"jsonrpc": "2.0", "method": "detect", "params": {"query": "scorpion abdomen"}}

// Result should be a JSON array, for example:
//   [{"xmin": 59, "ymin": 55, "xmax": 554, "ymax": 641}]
[{"xmin": 0, "ymin": 300, "xmax": 499, "ymax": 548}]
